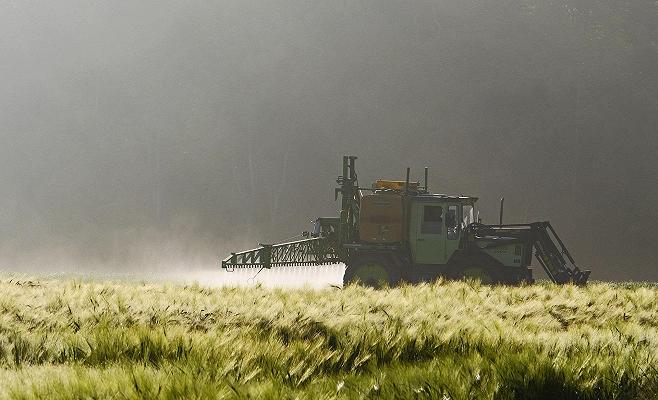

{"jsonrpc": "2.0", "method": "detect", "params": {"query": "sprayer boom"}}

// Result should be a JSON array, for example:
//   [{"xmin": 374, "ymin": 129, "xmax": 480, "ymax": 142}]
[{"xmin": 222, "ymin": 237, "xmax": 341, "ymax": 270}]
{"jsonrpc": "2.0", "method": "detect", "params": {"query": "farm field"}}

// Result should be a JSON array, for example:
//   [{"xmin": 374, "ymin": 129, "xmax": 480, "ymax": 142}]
[{"xmin": 0, "ymin": 275, "xmax": 656, "ymax": 399}]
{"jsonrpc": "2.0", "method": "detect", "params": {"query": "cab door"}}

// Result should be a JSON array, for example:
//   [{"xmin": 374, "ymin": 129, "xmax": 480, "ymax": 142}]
[
  {"xmin": 410, "ymin": 202, "xmax": 447, "ymax": 264},
  {"xmin": 444, "ymin": 204, "xmax": 461, "ymax": 262}
]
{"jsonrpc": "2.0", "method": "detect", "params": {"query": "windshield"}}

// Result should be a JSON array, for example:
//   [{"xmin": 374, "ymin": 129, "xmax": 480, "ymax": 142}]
[{"xmin": 462, "ymin": 205, "xmax": 474, "ymax": 228}]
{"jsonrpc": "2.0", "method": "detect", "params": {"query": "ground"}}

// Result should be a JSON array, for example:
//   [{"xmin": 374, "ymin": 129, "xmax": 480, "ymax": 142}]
[{"xmin": 0, "ymin": 274, "xmax": 656, "ymax": 399}]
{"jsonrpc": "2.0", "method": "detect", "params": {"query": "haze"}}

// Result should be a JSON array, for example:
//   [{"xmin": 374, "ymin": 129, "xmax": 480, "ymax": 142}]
[{"xmin": 1, "ymin": 0, "xmax": 656, "ymax": 281}]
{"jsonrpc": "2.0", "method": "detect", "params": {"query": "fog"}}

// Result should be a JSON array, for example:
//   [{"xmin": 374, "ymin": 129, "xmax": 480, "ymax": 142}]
[{"xmin": 1, "ymin": 0, "xmax": 656, "ymax": 282}]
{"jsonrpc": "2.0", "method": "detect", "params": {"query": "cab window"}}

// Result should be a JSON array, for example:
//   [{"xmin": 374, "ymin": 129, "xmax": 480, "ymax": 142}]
[
  {"xmin": 446, "ymin": 205, "xmax": 459, "ymax": 239},
  {"xmin": 421, "ymin": 206, "xmax": 443, "ymax": 234},
  {"xmin": 462, "ymin": 205, "xmax": 474, "ymax": 228}
]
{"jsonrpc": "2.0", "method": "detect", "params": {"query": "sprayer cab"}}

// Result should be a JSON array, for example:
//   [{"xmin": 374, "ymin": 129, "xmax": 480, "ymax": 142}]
[{"xmin": 221, "ymin": 155, "xmax": 590, "ymax": 286}]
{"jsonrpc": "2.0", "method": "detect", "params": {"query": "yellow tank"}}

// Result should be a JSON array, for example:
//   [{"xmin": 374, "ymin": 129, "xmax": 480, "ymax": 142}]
[
  {"xmin": 373, "ymin": 180, "xmax": 419, "ymax": 191},
  {"xmin": 359, "ymin": 192, "xmax": 403, "ymax": 243}
]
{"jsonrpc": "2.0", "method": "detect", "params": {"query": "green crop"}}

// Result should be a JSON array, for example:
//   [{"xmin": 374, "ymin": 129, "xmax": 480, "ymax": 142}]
[{"xmin": 0, "ymin": 274, "xmax": 656, "ymax": 399}]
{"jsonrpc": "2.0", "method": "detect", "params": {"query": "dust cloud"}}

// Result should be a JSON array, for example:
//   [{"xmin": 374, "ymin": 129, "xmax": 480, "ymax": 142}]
[{"xmin": 1, "ymin": 0, "xmax": 656, "ymax": 284}]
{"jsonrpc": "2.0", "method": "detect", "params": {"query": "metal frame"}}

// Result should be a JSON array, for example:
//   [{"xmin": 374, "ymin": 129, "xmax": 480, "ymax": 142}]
[
  {"xmin": 221, "ymin": 237, "xmax": 341, "ymax": 270},
  {"xmin": 473, "ymin": 222, "xmax": 590, "ymax": 284}
]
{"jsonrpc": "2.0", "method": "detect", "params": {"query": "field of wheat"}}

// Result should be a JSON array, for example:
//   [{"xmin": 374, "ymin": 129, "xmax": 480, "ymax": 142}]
[{"xmin": 0, "ymin": 274, "xmax": 655, "ymax": 399}]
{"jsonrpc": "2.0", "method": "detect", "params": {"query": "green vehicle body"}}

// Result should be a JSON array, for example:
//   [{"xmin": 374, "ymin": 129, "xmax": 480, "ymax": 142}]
[
  {"xmin": 222, "ymin": 156, "xmax": 590, "ymax": 286},
  {"xmin": 409, "ymin": 198, "xmax": 470, "ymax": 265}
]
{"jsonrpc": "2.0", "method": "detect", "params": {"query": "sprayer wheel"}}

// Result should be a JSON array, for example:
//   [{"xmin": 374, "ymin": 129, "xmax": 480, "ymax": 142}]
[{"xmin": 343, "ymin": 255, "xmax": 400, "ymax": 288}]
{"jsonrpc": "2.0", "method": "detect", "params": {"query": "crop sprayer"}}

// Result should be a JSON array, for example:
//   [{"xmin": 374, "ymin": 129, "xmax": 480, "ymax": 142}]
[{"xmin": 222, "ymin": 156, "xmax": 590, "ymax": 286}]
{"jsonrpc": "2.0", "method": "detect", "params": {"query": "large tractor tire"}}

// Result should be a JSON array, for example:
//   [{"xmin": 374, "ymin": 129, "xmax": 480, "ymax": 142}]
[
  {"xmin": 458, "ymin": 265, "xmax": 532, "ymax": 285},
  {"xmin": 343, "ymin": 255, "xmax": 401, "ymax": 288},
  {"xmin": 453, "ymin": 252, "xmax": 531, "ymax": 285},
  {"xmin": 447, "ymin": 251, "xmax": 504, "ymax": 284},
  {"xmin": 459, "ymin": 266, "xmax": 497, "ymax": 284}
]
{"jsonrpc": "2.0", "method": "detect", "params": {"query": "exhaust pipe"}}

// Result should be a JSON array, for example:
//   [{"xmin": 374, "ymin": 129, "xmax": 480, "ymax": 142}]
[
  {"xmin": 424, "ymin": 167, "xmax": 428, "ymax": 192},
  {"xmin": 405, "ymin": 167, "xmax": 410, "ymax": 193}
]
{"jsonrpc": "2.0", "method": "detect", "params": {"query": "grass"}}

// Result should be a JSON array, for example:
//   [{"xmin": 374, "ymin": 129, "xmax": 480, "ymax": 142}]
[{"xmin": 0, "ymin": 275, "xmax": 656, "ymax": 399}]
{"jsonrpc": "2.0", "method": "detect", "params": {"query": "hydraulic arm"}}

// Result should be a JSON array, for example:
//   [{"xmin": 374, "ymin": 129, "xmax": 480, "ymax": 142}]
[
  {"xmin": 473, "ymin": 222, "xmax": 590, "ymax": 284},
  {"xmin": 531, "ymin": 222, "xmax": 590, "ymax": 284}
]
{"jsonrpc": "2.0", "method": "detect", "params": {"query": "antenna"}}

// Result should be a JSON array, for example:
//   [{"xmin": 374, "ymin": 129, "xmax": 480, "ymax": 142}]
[{"xmin": 424, "ymin": 167, "xmax": 429, "ymax": 192}]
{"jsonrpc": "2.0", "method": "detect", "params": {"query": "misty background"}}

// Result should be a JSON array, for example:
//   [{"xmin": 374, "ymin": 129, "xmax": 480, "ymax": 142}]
[{"xmin": 1, "ymin": 0, "xmax": 656, "ymax": 281}]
